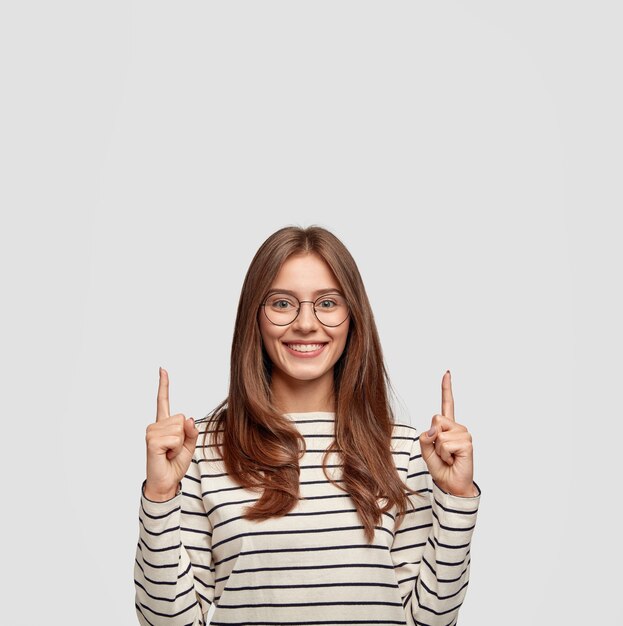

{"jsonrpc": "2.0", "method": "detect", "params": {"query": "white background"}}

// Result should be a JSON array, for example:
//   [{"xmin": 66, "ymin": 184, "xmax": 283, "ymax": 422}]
[{"xmin": 2, "ymin": 1, "xmax": 621, "ymax": 623}]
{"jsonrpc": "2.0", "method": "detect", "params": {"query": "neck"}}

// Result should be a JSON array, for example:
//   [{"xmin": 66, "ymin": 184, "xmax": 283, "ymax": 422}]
[{"xmin": 270, "ymin": 369, "xmax": 336, "ymax": 413}]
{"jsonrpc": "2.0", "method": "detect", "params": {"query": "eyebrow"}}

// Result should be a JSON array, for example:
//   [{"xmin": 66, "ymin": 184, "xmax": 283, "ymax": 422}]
[{"xmin": 266, "ymin": 288, "xmax": 344, "ymax": 297}]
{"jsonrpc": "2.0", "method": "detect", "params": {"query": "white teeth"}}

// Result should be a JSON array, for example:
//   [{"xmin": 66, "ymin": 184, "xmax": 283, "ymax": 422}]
[{"xmin": 286, "ymin": 343, "xmax": 325, "ymax": 352}]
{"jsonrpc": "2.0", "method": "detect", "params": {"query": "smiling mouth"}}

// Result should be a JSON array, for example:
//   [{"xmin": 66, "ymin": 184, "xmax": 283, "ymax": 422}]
[{"xmin": 282, "ymin": 342, "xmax": 328, "ymax": 355}]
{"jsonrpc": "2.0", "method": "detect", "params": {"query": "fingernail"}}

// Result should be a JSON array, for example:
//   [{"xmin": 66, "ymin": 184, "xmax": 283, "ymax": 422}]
[
  {"xmin": 446, "ymin": 369, "xmax": 450, "ymax": 375},
  {"xmin": 428, "ymin": 426, "xmax": 436, "ymax": 437}
]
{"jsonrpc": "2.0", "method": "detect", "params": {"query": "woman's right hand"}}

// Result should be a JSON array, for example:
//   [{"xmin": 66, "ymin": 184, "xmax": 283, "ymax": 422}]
[{"xmin": 144, "ymin": 367, "xmax": 200, "ymax": 501}]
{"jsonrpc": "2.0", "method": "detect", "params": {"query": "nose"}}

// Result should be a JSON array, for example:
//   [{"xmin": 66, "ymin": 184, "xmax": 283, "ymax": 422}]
[{"xmin": 292, "ymin": 300, "xmax": 319, "ymax": 331}]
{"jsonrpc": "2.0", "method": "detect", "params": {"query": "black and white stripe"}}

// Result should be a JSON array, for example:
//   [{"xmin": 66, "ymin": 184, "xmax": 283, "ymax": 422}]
[{"xmin": 134, "ymin": 413, "xmax": 480, "ymax": 625}]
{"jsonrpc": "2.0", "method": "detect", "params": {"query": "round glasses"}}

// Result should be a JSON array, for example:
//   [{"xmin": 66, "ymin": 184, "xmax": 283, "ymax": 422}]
[{"xmin": 260, "ymin": 292, "xmax": 350, "ymax": 327}]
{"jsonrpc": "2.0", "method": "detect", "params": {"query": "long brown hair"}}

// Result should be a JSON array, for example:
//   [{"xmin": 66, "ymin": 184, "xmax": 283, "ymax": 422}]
[{"xmin": 200, "ymin": 225, "xmax": 424, "ymax": 543}]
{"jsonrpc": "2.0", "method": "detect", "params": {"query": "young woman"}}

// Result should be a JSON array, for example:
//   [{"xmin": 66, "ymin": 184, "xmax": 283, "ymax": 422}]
[{"xmin": 134, "ymin": 225, "xmax": 481, "ymax": 626}]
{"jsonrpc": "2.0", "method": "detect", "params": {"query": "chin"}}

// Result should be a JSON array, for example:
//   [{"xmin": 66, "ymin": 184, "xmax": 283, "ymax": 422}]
[{"xmin": 274, "ymin": 361, "xmax": 335, "ymax": 384}]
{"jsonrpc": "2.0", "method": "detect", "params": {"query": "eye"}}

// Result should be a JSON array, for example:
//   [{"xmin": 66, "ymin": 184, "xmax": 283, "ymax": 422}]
[
  {"xmin": 316, "ymin": 298, "xmax": 337, "ymax": 309},
  {"xmin": 267, "ymin": 295, "xmax": 297, "ymax": 309}
]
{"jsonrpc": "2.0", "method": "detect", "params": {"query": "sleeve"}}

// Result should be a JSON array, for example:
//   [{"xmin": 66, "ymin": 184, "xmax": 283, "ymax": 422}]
[
  {"xmin": 391, "ymin": 432, "xmax": 481, "ymax": 626},
  {"xmin": 133, "ymin": 451, "xmax": 215, "ymax": 626}
]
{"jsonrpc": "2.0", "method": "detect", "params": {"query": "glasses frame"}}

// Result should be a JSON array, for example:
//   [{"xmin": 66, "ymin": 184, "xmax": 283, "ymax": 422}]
[{"xmin": 260, "ymin": 292, "xmax": 350, "ymax": 328}]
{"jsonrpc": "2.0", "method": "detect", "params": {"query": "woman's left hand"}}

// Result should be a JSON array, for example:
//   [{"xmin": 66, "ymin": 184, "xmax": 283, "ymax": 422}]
[{"xmin": 418, "ymin": 371, "xmax": 479, "ymax": 497}]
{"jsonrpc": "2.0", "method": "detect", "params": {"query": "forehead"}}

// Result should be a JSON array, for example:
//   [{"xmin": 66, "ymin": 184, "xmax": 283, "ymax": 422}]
[{"xmin": 269, "ymin": 252, "xmax": 341, "ymax": 292}]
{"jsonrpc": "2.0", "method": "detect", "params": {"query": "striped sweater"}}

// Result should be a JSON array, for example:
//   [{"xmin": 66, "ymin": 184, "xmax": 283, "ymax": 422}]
[{"xmin": 134, "ymin": 412, "xmax": 481, "ymax": 626}]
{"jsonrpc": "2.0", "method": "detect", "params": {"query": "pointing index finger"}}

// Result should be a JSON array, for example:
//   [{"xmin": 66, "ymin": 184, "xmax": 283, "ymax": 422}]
[
  {"xmin": 156, "ymin": 367, "xmax": 171, "ymax": 422},
  {"xmin": 441, "ymin": 370, "xmax": 455, "ymax": 421}
]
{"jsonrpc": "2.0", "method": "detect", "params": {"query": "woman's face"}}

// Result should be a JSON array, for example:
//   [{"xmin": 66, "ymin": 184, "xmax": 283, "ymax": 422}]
[{"xmin": 258, "ymin": 252, "xmax": 350, "ymax": 389}]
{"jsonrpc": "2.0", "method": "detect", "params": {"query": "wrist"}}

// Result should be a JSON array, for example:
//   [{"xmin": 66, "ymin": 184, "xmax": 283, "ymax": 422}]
[
  {"xmin": 451, "ymin": 483, "xmax": 480, "ymax": 498},
  {"xmin": 434, "ymin": 479, "xmax": 479, "ymax": 498},
  {"xmin": 143, "ymin": 481, "xmax": 180, "ymax": 502}
]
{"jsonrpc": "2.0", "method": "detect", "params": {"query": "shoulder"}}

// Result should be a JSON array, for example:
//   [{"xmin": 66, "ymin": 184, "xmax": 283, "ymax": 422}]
[
  {"xmin": 392, "ymin": 420, "xmax": 419, "ymax": 439},
  {"xmin": 194, "ymin": 414, "xmax": 219, "ymax": 429},
  {"xmin": 192, "ymin": 415, "xmax": 225, "ymax": 461},
  {"xmin": 391, "ymin": 420, "xmax": 420, "ymax": 455}
]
